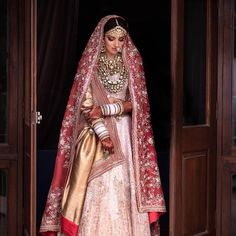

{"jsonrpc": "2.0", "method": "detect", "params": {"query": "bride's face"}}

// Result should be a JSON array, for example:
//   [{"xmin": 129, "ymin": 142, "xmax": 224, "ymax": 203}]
[{"xmin": 104, "ymin": 32, "xmax": 126, "ymax": 59}]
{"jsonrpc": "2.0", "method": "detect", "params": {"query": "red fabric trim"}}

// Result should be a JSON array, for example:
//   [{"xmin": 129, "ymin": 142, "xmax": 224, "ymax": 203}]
[
  {"xmin": 40, "ymin": 232, "xmax": 57, "ymax": 236},
  {"xmin": 61, "ymin": 215, "xmax": 79, "ymax": 236},
  {"xmin": 148, "ymin": 212, "xmax": 160, "ymax": 224}
]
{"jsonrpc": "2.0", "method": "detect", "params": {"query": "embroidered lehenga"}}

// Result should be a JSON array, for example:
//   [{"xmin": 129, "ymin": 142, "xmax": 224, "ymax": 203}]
[
  {"xmin": 78, "ymin": 73, "xmax": 151, "ymax": 236},
  {"xmin": 40, "ymin": 15, "xmax": 166, "ymax": 236}
]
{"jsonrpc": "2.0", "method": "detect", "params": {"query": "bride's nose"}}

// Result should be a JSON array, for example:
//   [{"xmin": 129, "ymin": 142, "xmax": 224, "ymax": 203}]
[{"xmin": 115, "ymin": 39, "xmax": 119, "ymax": 47}]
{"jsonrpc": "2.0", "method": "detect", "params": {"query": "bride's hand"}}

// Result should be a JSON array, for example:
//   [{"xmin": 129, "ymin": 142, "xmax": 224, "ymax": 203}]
[
  {"xmin": 108, "ymin": 97, "xmax": 121, "ymax": 103},
  {"xmin": 89, "ymin": 105, "xmax": 103, "ymax": 121},
  {"xmin": 83, "ymin": 105, "xmax": 103, "ymax": 123},
  {"xmin": 123, "ymin": 101, "xmax": 132, "ymax": 113},
  {"xmin": 101, "ymin": 137, "xmax": 114, "ymax": 154}
]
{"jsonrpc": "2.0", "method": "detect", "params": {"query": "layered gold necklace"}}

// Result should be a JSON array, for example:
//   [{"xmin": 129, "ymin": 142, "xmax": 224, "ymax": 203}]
[{"xmin": 97, "ymin": 53, "xmax": 128, "ymax": 93}]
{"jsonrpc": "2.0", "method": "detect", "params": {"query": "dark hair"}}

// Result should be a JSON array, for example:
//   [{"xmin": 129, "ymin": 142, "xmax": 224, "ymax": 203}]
[{"xmin": 104, "ymin": 17, "xmax": 129, "ymax": 34}]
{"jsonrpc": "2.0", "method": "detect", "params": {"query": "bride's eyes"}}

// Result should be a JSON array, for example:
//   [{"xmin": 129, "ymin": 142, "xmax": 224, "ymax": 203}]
[
  {"xmin": 107, "ymin": 36, "xmax": 115, "ymax": 41},
  {"xmin": 106, "ymin": 35, "xmax": 125, "ymax": 42}
]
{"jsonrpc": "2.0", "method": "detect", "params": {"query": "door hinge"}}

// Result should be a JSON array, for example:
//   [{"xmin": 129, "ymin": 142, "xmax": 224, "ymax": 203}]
[{"xmin": 31, "ymin": 111, "xmax": 42, "ymax": 124}]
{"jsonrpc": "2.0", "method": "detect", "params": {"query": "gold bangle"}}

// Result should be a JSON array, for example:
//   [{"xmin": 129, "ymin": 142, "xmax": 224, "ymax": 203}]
[{"xmin": 117, "ymin": 101, "xmax": 124, "ymax": 116}]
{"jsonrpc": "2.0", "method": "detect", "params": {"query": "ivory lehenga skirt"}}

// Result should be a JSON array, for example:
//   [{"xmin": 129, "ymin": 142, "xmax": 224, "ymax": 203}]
[{"xmin": 77, "ymin": 114, "xmax": 151, "ymax": 236}]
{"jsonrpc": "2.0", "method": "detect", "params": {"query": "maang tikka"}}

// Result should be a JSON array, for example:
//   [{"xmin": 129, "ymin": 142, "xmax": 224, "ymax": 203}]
[{"xmin": 105, "ymin": 18, "xmax": 127, "ymax": 37}]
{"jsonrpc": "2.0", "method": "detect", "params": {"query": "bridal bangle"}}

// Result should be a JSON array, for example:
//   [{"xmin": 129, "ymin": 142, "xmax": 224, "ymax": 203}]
[
  {"xmin": 91, "ymin": 118, "xmax": 110, "ymax": 141},
  {"xmin": 100, "ymin": 101, "xmax": 124, "ymax": 116}
]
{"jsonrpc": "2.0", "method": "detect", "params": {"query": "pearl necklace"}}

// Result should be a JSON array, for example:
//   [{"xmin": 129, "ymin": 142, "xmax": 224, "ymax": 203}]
[{"xmin": 97, "ymin": 53, "xmax": 128, "ymax": 94}]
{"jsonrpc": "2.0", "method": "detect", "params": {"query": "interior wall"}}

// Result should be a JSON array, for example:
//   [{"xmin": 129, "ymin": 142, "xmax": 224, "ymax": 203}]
[{"xmin": 37, "ymin": 0, "xmax": 80, "ymax": 149}]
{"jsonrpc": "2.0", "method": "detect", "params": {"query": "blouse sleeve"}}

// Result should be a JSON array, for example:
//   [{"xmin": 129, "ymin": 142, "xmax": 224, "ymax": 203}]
[{"xmin": 81, "ymin": 86, "xmax": 94, "ymax": 113}]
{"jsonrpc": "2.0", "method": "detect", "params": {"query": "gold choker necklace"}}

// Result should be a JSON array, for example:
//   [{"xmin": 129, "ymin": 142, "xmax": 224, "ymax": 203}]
[{"xmin": 97, "ymin": 53, "xmax": 128, "ymax": 93}]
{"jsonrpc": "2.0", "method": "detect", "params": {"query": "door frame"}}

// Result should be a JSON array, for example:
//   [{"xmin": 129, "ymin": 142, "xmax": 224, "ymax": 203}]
[
  {"xmin": 217, "ymin": 0, "xmax": 236, "ymax": 235},
  {"xmin": 169, "ymin": 0, "xmax": 184, "ymax": 234},
  {"xmin": 22, "ymin": 0, "xmax": 37, "ymax": 235}
]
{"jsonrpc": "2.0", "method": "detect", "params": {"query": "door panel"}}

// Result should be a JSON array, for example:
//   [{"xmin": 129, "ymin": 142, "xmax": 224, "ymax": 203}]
[
  {"xmin": 183, "ymin": 127, "xmax": 210, "ymax": 151},
  {"xmin": 170, "ymin": 0, "xmax": 217, "ymax": 235},
  {"xmin": 182, "ymin": 150, "xmax": 208, "ymax": 234},
  {"xmin": 0, "ymin": 161, "xmax": 17, "ymax": 235}
]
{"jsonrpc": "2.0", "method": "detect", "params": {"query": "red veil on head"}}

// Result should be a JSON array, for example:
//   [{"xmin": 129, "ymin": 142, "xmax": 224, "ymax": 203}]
[{"xmin": 40, "ymin": 15, "xmax": 166, "ymax": 235}]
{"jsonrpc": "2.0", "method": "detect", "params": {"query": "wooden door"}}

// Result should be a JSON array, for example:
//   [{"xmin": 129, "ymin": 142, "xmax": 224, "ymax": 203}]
[
  {"xmin": 0, "ymin": 0, "xmax": 25, "ymax": 235},
  {"xmin": 170, "ymin": 0, "xmax": 217, "ymax": 235},
  {"xmin": 23, "ymin": 0, "xmax": 37, "ymax": 235}
]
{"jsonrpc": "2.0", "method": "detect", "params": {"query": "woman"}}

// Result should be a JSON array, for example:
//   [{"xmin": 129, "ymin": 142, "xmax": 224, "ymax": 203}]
[{"xmin": 40, "ymin": 15, "xmax": 166, "ymax": 236}]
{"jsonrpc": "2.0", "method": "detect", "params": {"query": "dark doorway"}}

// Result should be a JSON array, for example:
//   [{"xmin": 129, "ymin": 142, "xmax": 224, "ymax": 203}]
[{"xmin": 37, "ymin": 1, "xmax": 171, "ymax": 235}]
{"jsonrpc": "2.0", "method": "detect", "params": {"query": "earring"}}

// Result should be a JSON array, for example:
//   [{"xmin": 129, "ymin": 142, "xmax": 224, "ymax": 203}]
[{"xmin": 101, "ymin": 44, "xmax": 106, "ymax": 53}]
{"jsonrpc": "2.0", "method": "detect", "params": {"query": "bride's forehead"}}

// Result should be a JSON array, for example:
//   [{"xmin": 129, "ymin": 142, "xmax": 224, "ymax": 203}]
[{"xmin": 105, "ymin": 32, "xmax": 126, "ymax": 39}]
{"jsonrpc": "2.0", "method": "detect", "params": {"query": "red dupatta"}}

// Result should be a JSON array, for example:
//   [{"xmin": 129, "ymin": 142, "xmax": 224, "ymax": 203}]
[{"xmin": 40, "ymin": 15, "xmax": 166, "ymax": 235}]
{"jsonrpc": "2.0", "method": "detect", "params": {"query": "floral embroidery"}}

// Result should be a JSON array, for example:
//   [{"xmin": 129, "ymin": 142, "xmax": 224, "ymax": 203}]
[
  {"xmin": 126, "ymin": 39, "xmax": 166, "ymax": 211},
  {"xmin": 40, "ymin": 187, "xmax": 64, "ymax": 231}
]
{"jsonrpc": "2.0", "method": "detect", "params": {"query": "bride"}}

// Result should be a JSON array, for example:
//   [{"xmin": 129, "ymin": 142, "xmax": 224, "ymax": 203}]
[{"xmin": 39, "ymin": 15, "xmax": 166, "ymax": 236}]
